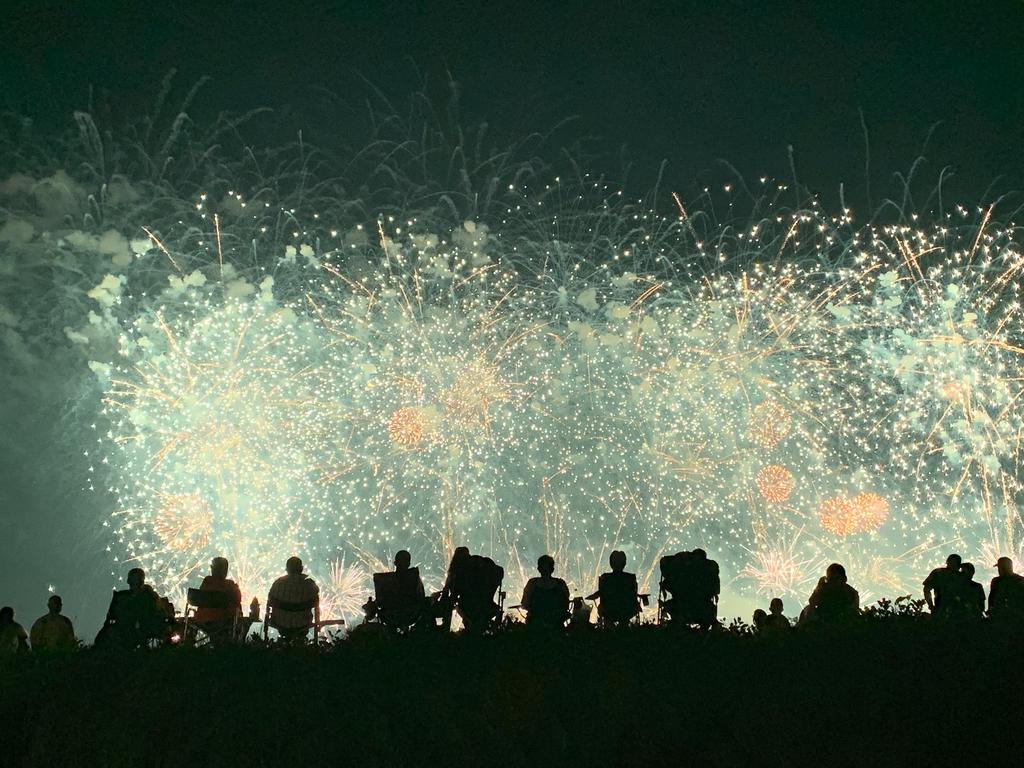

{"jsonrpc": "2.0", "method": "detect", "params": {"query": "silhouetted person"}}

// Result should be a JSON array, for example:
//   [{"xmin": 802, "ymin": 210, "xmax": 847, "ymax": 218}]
[
  {"xmin": 268, "ymin": 556, "xmax": 319, "ymax": 642},
  {"xmin": 586, "ymin": 550, "xmax": 641, "ymax": 626},
  {"xmin": 96, "ymin": 568, "xmax": 171, "ymax": 649},
  {"xmin": 194, "ymin": 557, "xmax": 242, "ymax": 641},
  {"xmin": 30, "ymin": 595, "xmax": 76, "ymax": 651},
  {"xmin": 659, "ymin": 549, "xmax": 719, "ymax": 630},
  {"xmin": 923, "ymin": 553, "xmax": 965, "ymax": 616},
  {"xmin": 763, "ymin": 597, "xmax": 790, "ymax": 634},
  {"xmin": 0, "ymin": 606, "xmax": 28, "ymax": 654},
  {"xmin": 521, "ymin": 555, "xmax": 570, "ymax": 629},
  {"xmin": 439, "ymin": 547, "xmax": 471, "ymax": 630},
  {"xmin": 451, "ymin": 553, "xmax": 504, "ymax": 633},
  {"xmin": 365, "ymin": 550, "xmax": 430, "ymax": 632},
  {"xmin": 806, "ymin": 563, "xmax": 859, "ymax": 623},
  {"xmin": 752, "ymin": 608, "xmax": 768, "ymax": 632},
  {"xmin": 957, "ymin": 562, "xmax": 985, "ymax": 618},
  {"xmin": 988, "ymin": 557, "xmax": 1024, "ymax": 620}
]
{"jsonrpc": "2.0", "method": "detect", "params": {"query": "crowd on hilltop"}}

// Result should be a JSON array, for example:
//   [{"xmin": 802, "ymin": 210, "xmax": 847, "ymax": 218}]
[{"xmin": 3, "ymin": 548, "xmax": 1024, "ymax": 653}]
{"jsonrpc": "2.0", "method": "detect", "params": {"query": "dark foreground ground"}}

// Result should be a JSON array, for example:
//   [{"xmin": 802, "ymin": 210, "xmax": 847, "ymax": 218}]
[{"xmin": 2, "ymin": 616, "xmax": 1022, "ymax": 767}]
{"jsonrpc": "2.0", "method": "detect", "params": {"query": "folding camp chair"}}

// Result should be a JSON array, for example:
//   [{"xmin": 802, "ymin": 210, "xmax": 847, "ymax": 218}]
[
  {"xmin": 262, "ymin": 595, "xmax": 344, "ymax": 643},
  {"xmin": 182, "ymin": 587, "xmax": 242, "ymax": 645},
  {"xmin": 369, "ymin": 568, "xmax": 430, "ymax": 634}
]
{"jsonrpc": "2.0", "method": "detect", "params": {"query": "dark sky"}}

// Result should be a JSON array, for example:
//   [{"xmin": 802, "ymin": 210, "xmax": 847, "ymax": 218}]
[{"xmin": 2, "ymin": 0, "xmax": 1023, "ymax": 207}]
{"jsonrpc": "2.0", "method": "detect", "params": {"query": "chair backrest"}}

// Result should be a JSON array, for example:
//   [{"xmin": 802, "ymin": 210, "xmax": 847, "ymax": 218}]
[
  {"xmin": 459, "ymin": 556, "xmax": 503, "ymax": 601},
  {"xmin": 373, "ymin": 568, "xmax": 423, "ymax": 612},
  {"xmin": 599, "ymin": 572, "xmax": 639, "ymax": 622},
  {"xmin": 187, "ymin": 588, "xmax": 237, "ymax": 611},
  {"xmin": 659, "ymin": 552, "xmax": 692, "ymax": 596},
  {"xmin": 528, "ymin": 580, "xmax": 569, "ymax": 624},
  {"xmin": 268, "ymin": 595, "xmax": 318, "ymax": 614}
]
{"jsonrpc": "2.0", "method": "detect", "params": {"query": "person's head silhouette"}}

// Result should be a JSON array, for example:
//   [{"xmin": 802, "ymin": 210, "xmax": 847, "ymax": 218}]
[
  {"xmin": 826, "ymin": 563, "xmax": 847, "ymax": 583},
  {"xmin": 946, "ymin": 553, "xmax": 962, "ymax": 570},
  {"xmin": 47, "ymin": 595, "xmax": 62, "ymax": 614},
  {"xmin": 0, "ymin": 606, "xmax": 12, "ymax": 626},
  {"xmin": 609, "ymin": 550, "xmax": 626, "ymax": 573},
  {"xmin": 537, "ymin": 554, "xmax": 555, "ymax": 577},
  {"xmin": 961, "ymin": 562, "xmax": 976, "ymax": 580},
  {"xmin": 769, "ymin": 597, "xmax": 784, "ymax": 615},
  {"xmin": 127, "ymin": 568, "xmax": 146, "ymax": 590},
  {"xmin": 394, "ymin": 550, "xmax": 412, "ymax": 571},
  {"xmin": 286, "ymin": 556, "xmax": 303, "ymax": 575},
  {"xmin": 211, "ymin": 557, "xmax": 229, "ymax": 579},
  {"xmin": 996, "ymin": 556, "xmax": 1015, "ymax": 576},
  {"xmin": 752, "ymin": 609, "xmax": 767, "ymax": 628},
  {"xmin": 692, "ymin": 548, "xmax": 707, "ymax": 562}
]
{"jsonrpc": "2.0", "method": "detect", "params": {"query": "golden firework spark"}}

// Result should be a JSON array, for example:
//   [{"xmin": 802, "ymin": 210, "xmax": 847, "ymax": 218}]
[
  {"xmin": 749, "ymin": 400, "xmax": 792, "ymax": 448},
  {"xmin": 756, "ymin": 464, "xmax": 795, "ymax": 503},
  {"xmin": 388, "ymin": 407, "xmax": 428, "ymax": 448},
  {"xmin": 153, "ymin": 492, "xmax": 212, "ymax": 551}
]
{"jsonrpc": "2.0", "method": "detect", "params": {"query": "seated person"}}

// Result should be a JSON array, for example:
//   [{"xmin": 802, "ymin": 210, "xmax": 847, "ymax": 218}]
[
  {"xmin": 30, "ymin": 595, "xmax": 76, "ymax": 651},
  {"xmin": 452, "ymin": 554, "xmax": 504, "ymax": 632},
  {"xmin": 193, "ymin": 557, "xmax": 242, "ymax": 638},
  {"xmin": 438, "ymin": 547, "xmax": 471, "ymax": 630},
  {"xmin": 267, "ymin": 556, "xmax": 320, "ymax": 641},
  {"xmin": 806, "ymin": 563, "xmax": 859, "ymax": 623},
  {"xmin": 586, "ymin": 550, "xmax": 640, "ymax": 625},
  {"xmin": 660, "ymin": 550, "xmax": 719, "ymax": 629},
  {"xmin": 0, "ymin": 607, "xmax": 29, "ymax": 654},
  {"xmin": 367, "ymin": 550, "xmax": 429, "ymax": 630},
  {"xmin": 521, "ymin": 555, "xmax": 570, "ymax": 629},
  {"xmin": 96, "ymin": 568, "xmax": 171, "ymax": 649}
]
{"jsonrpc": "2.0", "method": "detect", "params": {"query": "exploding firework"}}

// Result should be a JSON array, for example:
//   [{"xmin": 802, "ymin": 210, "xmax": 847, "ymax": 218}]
[
  {"xmin": 79, "ymin": 181, "xmax": 1024, "ymax": 611},
  {"xmin": 756, "ymin": 465, "xmax": 795, "ymax": 503}
]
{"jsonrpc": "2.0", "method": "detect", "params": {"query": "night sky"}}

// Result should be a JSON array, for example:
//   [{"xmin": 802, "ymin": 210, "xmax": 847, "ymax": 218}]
[
  {"xmin": 1, "ymin": 0, "xmax": 1023, "ymax": 636},
  {"xmin": 3, "ymin": 0, "xmax": 1022, "ymax": 204}
]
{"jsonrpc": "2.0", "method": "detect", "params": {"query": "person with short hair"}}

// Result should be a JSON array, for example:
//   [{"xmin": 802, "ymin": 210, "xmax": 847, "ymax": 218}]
[
  {"xmin": 587, "ymin": 550, "xmax": 641, "ymax": 626},
  {"xmin": 806, "ymin": 563, "xmax": 859, "ymax": 623},
  {"xmin": 96, "ymin": 568, "xmax": 169, "ymax": 649},
  {"xmin": 958, "ymin": 562, "xmax": 985, "ymax": 618},
  {"xmin": 0, "ymin": 606, "xmax": 29, "ymax": 654},
  {"xmin": 194, "ymin": 557, "xmax": 242, "ymax": 634},
  {"xmin": 923, "ymin": 554, "xmax": 966, "ymax": 616},
  {"xmin": 521, "ymin": 555, "xmax": 570, "ymax": 629},
  {"xmin": 267, "ymin": 556, "xmax": 320, "ymax": 641},
  {"xmin": 762, "ymin": 597, "xmax": 790, "ymax": 634},
  {"xmin": 988, "ymin": 557, "xmax": 1024, "ymax": 620},
  {"xmin": 30, "ymin": 595, "xmax": 76, "ymax": 651}
]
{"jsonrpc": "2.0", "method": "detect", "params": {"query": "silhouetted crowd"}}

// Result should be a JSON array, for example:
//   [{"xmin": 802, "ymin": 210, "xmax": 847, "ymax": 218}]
[{"xmin": 3, "ymin": 549, "xmax": 1024, "ymax": 652}]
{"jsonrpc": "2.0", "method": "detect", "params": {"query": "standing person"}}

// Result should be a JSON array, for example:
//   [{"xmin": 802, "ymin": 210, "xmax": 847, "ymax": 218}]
[
  {"xmin": 30, "ymin": 596, "xmax": 76, "ymax": 651},
  {"xmin": 521, "ymin": 555, "xmax": 570, "ymax": 629},
  {"xmin": 988, "ymin": 557, "xmax": 1024, "ymax": 620},
  {"xmin": 0, "ymin": 607, "xmax": 29, "ymax": 654},
  {"xmin": 763, "ymin": 598, "xmax": 791, "ymax": 634},
  {"xmin": 923, "ymin": 554, "xmax": 966, "ymax": 617},
  {"xmin": 958, "ymin": 563, "xmax": 985, "ymax": 618},
  {"xmin": 267, "ymin": 556, "xmax": 320, "ymax": 642},
  {"xmin": 807, "ymin": 564, "xmax": 859, "ymax": 623}
]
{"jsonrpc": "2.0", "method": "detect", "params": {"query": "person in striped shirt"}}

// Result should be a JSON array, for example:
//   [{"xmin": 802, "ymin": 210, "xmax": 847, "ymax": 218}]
[{"xmin": 267, "ymin": 556, "xmax": 320, "ymax": 641}]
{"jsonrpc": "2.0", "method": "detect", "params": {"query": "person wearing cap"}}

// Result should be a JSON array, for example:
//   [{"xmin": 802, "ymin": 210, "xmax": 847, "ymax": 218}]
[{"xmin": 988, "ymin": 557, "xmax": 1024, "ymax": 620}]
